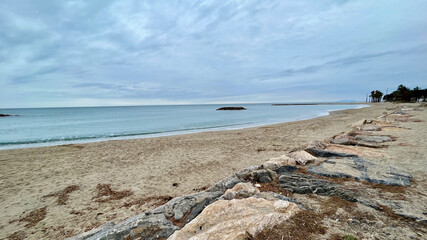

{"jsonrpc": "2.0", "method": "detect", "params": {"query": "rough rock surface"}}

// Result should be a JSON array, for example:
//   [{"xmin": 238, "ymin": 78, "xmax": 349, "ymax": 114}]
[
  {"xmin": 325, "ymin": 144, "xmax": 387, "ymax": 158},
  {"xmin": 354, "ymin": 135, "xmax": 392, "ymax": 143},
  {"xmin": 66, "ymin": 222, "xmax": 115, "ymax": 240},
  {"xmin": 152, "ymin": 191, "xmax": 223, "ymax": 221},
  {"xmin": 288, "ymin": 151, "xmax": 317, "ymax": 165},
  {"xmin": 278, "ymin": 173, "xmax": 357, "ymax": 202},
  {"xmin": 206, "ymin": 174, "xmax": 243, "ymax": 192},
  {"xmin": 168, "ymin": 197, "xmax": 300, "ymax": 240},
  {"xmin": 305, "ymin": 147, "xmax": 358, "ymax": 158},
  {"xmin": 307, "ymin": 157, "xmax": 412, "ymax": 186},
  {"xmin": 263, "ymin": 155, "xmax": 296, "ymax": 170},
  {"xmin": 378, "ymin": 199, "xmax": 427, "ymax": 223},
  {"xmin": 359, "ymin": 124, "xmax": 381, "ymax": 131},
  {"xmin": 221, "ymin": 182, "xmax": 260, "ymax": 200},
  {"xmin": 274, "ymin": 165, "xmax": 298, "ymax": 175},
  {"xmin": 254, "ymin": 169, "xmax": 277, "ymax": 183},
  {"xmin": 89, "ymin": 214, "xmax": 178, "ymax": 240}
]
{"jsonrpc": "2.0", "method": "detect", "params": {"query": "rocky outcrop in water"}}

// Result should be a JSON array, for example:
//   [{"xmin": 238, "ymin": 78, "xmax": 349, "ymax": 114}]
[
  {"xmin": 0, "ymin": 114, "xmax": 16, "ymax": 117},
  {"xmin": 216, "ymin": 107, "xmax": 247, "ymax": 110}
]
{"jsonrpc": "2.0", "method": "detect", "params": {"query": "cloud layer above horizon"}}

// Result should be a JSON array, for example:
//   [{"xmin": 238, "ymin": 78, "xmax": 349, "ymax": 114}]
[{"xmin": 1, "ymin": 0, "xmax": 426, "ymax": 107}]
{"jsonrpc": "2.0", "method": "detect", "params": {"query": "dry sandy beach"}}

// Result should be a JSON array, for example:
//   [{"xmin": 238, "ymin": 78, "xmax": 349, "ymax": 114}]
[{"xmin": 1, "ymin": 103, "xmax": 426, "ymax": 239}]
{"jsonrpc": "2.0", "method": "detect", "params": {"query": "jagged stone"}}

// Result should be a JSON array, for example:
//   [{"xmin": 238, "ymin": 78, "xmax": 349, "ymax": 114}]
[
  {"xmin": 378, "ymin": 199, "xmax": 427, "ymax": 223},
  {"xmin": 305, "ymin": 147, "xmax": 358, "ymax": 158},
  {"xmin": 360, "ymin": 125, "xmax": 381, "ymax": 131},
  {"xmin": 263, "ymin": 155, "xmax": 296, "ymax": 170},
  {"xmin": 89, "ymin": 214, "xmax": 178, "ymax": 240},
  {"xmin": 168, "ymin": 197, "xmax": 300, "ymax": 240},
  {"xmin": 307, "ymin": 157, "xmax": 412, "ymax": 186},
  {"xmin": 253, "ymin": 191, "xmax": 306, "ymax": 210},
  {"xmin": 274, "ymin": 165, "xmax": 298, "ymax": 175},
  {"xmin": 289, "ymin": 151, "xmax": 317, "ymax": 165},
  {"xmin": 325, "ymin": 144, "xmax": 387, "ymax": 158},
  {"xmin": 66, "ymin": 222, "xmax": 115, "ymax": 240},
  {"xmin": 305, "ymin": 140, "xmax": 329, "ymax": 150},
  {"xmin": 235, "ymin": 165, "xmax": 262, "ymax": 180},
  {"xmin": 206, "ymin": 174, "xmax": 243, "ymax": 192},
  {"xmin": 254, "ymin": 169, "xmax": 277, "ymax": 183},
  {"xmin": 152, "ymin": 191, "xmax": 223, "ymax": 220},
  {"xmin": 354, "ymin": 135, "xmax": 392, "ymax": 143},
  {"xmin": 330, "ymin": 137, "xmax": 352, "ymax": 145},
  {"xmin": 277, "ymin": 173, "xmax": 357, "ymax": 202},
  {"xmin": 221, "ymin": 182, "xmax": 260, "ymax": 200}
]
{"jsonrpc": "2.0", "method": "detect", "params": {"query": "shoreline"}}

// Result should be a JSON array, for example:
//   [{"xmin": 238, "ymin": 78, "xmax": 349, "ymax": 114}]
[
  {"xmin": 0, "ymin": 104, "xmax": 369, "ymax": 151},
  {"xmin": 4, "ymin": 102, "xmax": 419, "ymax": 239}
]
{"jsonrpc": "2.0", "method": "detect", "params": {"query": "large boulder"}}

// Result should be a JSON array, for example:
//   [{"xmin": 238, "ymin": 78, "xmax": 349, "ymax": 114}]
[
  {"xmin": 254, "ymin": 169, "xmax": 277, "ymax": 183},
  {"xmin": 152, "ymin": 191, "xmax": 223, "ymax": 221},
  {"xmin": 325, "ymin": 144, "xmax": 387, "ymax": 158},
  {"xmin": 89, "ymin": 213, "xmax": 178, "ymax": 240},
  {"xmin": 168, "ymin": 197, "xmax": 300, "ymax": 240},
  {"xmin": 278, "ymin": 173, "xmax": 357, "ymax": 202},
  {"xmin": 66, "ymin": 222, "xmax": 115, "ymax": 240},
  {"xmin": 263, "ymin": 155, "xmax": 296, "ymax": 170},
  {"xmin": 288, "ymin": 151, "xmax": 317, "ymax": 165},
  {"xmin": 221, "ymin": 183, "xmax": 260, "ymax": 200},
  {"xmin": 307, "ymin": 157, "xmax": 412, "ymax": 186},
  {"xmin": 354, "ymin": 135, "xmax": 393, "ymax": 143},
  {"xmin": 206, "ymin": 174, "xmax": 243, "ymax": 193}
]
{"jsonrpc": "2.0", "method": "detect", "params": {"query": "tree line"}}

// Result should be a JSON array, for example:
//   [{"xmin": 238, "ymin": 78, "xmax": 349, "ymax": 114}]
[{"xmin": 368, "ymin": 85, "xmax": 426, "ymax": 103}]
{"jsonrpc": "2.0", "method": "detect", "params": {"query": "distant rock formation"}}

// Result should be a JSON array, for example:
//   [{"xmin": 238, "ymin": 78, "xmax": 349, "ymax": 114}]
[
  {"xmin": 0, "ymin": 114, "xmax": 13, "ymax": 117},
  {"xmin": 216, "ymin": 107, "xmax": 247, "ymax": 111}
]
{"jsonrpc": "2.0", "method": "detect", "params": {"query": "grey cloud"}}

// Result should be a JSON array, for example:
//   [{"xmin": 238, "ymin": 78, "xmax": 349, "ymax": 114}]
[{"xmin": 1, "ymin": 0, "xmax": 426, "ymax": 107}]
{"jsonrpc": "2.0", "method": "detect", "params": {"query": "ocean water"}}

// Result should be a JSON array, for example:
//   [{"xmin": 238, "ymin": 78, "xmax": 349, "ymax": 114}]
[{"xmin": 0, "ymin": 104, "xmax": 367, "ymax": 150}]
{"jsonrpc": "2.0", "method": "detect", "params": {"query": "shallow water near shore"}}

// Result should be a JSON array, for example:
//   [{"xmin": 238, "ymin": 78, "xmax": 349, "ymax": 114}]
[{"xmin": 0, "ymin": 103, "xmax": 367, "ymax": 149}]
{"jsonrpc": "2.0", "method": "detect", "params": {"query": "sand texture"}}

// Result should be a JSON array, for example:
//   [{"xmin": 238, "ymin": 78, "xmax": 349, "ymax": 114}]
[{"xmin": 1, "ymin": 103, "xmax": 426, "ymax": 239}]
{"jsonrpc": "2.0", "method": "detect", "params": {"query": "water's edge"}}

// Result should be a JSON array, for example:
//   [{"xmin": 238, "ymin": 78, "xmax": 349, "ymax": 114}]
[{"xmin": 0, "ymin": 104, "xmax": 369, "ymax": 150}]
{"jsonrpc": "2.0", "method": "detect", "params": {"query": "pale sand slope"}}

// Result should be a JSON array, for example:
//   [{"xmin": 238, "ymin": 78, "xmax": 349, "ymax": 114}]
[{"xmin": 0, "ymin": 103, "xmax": 423, "ymax": 239}]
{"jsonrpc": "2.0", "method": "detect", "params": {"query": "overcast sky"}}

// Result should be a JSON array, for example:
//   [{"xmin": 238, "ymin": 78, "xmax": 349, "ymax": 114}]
[{"xmin": 1, "ymin": 0, "xmax": 426, "ymax": 108}]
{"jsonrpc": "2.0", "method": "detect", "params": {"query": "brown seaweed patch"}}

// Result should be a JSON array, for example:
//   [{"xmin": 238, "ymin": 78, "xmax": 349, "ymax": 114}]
[
  {"xmin": 93, "ymin": 184, "xmax": 133, "ymax": 202},
  {"xmin": 362, "ymin": 182, "xmax": 407, "ymax": 194},
  {"xmin": 44, "ymin": 185, "xmax": 79, "ymax": 205},
  {"xmin": 11, "ymin": 207, "xmax": 47, "ymax": 228},
  {"xmin": 7, "ymin": 231, "xmax": 26, "ymax": 240},
  {"xmin": 253, "ymin": 210, "xmax": 326, "ymax": 240},
  {"xmin": 258, "ymin": 180, "xmax": 292, "ymax": 197}
]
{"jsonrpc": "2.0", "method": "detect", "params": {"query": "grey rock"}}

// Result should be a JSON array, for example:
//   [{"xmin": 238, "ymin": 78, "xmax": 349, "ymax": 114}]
[
  {"xmin": 305, "ymin": 147, "xmax": 358, "ymax": 158},
  {"xmin": 184, "ymin": 196, "xmax": 216, "ymax": 224},
  {"xmin": 307, "ymin": 157, "xmax": 412, "ymax": 186},
  {"xmin": 330, "ymin": 137, "xmax": 352, "ymax": 145},
  {"xmin": 360, "ymin": 125, "xmax": 381, "ymax": 131},
  {"xmin": 278, "ymin": 173, "xmax": 357, "ymax": 202},
  {"xmin": 206, "ymin": 174, "xmax": 243, "ymax": 192},
  {"xmin": 254, "ymin": 169, "xmax": 277, "ymax": 183},
  {"xmin": 378, "ymin": 199, "xmax": 427, "ymax": 223},
  {"xmin": 254, "ymin": 191, "xmax": 306, "ymax": 210},
  {"xmin": 235, "ymin": 165, "xmax": 262, "ymax": 179},
  {"xmin": 274, "ymin": 165, "xmax": 298, "ymax": 175},
  {"xmin": 66, "ymin": 222, "xmax": 115, "ymax": 240},
  {"xmin": 153, "ymin": 191, "xmax": 223, "ymax": 219},
  {"xmin": 89, "ymin": 214, "xmax": 178, "ymax": 240},
  {"xmin": 354, "ymin": 135, "xmax": 392, "ymax": 143}
]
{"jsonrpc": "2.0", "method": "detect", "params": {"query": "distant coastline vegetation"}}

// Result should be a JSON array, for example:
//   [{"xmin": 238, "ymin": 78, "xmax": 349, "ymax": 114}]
[{"xmin": 369, "ymin": 85, "xmax": 426, "ymax": 103}]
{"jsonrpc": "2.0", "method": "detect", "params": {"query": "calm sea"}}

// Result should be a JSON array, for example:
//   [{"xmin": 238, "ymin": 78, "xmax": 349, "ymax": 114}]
[{"xmin": 0, "ymin": 104, "xmax": 367, "ymax": 150}]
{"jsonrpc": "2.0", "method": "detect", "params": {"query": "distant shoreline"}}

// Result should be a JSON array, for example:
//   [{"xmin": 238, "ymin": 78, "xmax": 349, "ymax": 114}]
[{"xmin": 272, "ymin": 102, "xmax": 368, "ymax": 106}]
